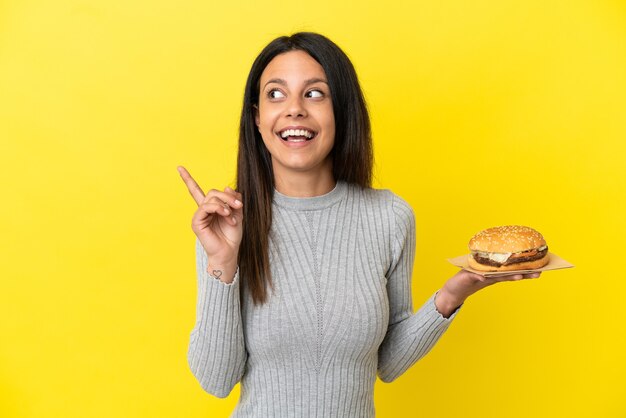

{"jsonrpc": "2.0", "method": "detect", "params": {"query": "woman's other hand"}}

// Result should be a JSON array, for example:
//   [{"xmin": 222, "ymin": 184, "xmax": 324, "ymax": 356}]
[
  {"xmin": 177, "ymin": 166, "xmax": 243, "ymax": 283},
  {"xmin": 435, "ymin": 270, "xmax": 541, "ymax": 318}
]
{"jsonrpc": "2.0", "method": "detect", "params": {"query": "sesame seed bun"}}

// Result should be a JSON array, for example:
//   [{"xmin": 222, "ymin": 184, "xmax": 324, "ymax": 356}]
[{"xmin": 469, "ymin": 225, "xmax": 546, "ymax": 253}]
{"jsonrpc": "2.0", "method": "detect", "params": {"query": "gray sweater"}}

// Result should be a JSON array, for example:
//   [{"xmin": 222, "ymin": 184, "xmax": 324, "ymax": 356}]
[{"xmin": 187, "ymin": 181, "xmax": 460, "ymax": 417}]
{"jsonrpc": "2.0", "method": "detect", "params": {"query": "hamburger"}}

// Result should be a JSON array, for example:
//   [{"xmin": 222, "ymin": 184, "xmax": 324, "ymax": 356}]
[{"xmin": 468, "ymin": 225, "xmax": 549, "ymax": 272}]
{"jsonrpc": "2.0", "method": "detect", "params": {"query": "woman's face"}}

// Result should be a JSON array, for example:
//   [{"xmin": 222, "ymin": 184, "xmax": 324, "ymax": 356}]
[{"xmin": 255, "ymin": 50, "xmax": 335, "ymax": 181}]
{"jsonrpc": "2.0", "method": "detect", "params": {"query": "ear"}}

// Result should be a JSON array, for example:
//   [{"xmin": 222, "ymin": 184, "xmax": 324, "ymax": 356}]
[{"xmin": 253, "ymin": 104, "xmax": 260, "ymax": 127}]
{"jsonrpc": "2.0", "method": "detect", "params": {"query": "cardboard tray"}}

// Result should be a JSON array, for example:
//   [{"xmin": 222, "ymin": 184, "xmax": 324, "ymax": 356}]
[{"xmin": 447, "ymin": 253, "xmax": 574, "ymax": 277}]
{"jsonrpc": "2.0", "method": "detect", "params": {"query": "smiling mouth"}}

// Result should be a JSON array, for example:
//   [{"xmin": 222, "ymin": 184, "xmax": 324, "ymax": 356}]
[{"xmin": 278, "ymin": 128, "xmax": 317, "ymax": 142}]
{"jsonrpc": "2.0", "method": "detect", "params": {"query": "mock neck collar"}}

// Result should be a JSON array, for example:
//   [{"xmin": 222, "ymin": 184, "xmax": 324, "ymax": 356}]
[{"xmin": 272, "ymin": 181, "xmax": 347, "ymax": 211}]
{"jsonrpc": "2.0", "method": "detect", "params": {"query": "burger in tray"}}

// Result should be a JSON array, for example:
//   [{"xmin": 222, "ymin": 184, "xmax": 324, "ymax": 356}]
[{"xmin": 468, "ymin": 225, "xmax": 549, "ymax": 272}]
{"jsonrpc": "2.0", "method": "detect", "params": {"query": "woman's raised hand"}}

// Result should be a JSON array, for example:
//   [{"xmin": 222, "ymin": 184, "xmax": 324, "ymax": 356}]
[{"xmin": 177, "ymin": 166, "xmax": 243, "ymax": 283}]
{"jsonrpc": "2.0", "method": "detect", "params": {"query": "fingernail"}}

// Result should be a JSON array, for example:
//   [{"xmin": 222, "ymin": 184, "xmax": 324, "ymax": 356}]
[
  {"xmin": 234, "ymin": 199, "xmax": 242, "ymax": 206},
  {"xmin": 232, "ymin": 216, "xmax": 236, "ymax": 224}
]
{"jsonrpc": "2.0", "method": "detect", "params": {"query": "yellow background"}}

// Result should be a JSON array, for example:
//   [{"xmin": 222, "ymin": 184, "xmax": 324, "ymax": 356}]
[{"xmin": 1, "ymin": 0, "xmax": 625, "ymax": 417}]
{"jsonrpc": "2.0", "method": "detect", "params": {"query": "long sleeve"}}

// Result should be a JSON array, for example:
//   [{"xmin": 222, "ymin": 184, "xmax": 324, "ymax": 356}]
[
  {"xmin": 187, "ymin": 238, "xmax": 247, "ymax": 398},
  {"xmin": 377, "ymin": 195, "xmax": 460, "ymax": 383}
]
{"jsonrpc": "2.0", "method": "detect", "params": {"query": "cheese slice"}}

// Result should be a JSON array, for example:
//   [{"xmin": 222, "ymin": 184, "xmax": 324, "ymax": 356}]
[
  {"xmin": 489, "ymin": 252, "xmax": 511, "ymax": 263},
  {"xmin": 472, "ymin": 251, "xmax": 512, "ymax": 263}
]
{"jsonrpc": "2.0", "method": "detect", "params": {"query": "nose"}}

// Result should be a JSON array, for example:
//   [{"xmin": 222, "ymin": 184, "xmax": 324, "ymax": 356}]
[{"xmin": 285, "ymin": 95, "xmax": 307, "ymax": 118}]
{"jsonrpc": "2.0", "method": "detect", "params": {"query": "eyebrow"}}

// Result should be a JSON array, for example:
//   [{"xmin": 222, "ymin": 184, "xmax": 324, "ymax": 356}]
[{"xmin": 262, "ymin": 78, "xmax": 328, "ymax": 90}]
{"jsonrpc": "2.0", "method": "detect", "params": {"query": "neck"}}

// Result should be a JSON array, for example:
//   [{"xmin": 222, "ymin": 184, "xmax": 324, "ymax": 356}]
[{"xmin": 273, "ymin": 163, "xmax": 336, "ymax": 197}]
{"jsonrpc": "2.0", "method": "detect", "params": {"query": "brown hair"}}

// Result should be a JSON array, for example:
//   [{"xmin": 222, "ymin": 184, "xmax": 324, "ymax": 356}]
[{"xmin": 236, "ymin": 32, "xmax": 373, "ymax": 305}]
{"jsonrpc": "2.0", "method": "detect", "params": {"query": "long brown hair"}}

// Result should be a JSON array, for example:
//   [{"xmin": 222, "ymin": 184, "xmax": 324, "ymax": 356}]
[{"xmin": 236, "ymin": 32, "xmax": 373, "ymax": 305}]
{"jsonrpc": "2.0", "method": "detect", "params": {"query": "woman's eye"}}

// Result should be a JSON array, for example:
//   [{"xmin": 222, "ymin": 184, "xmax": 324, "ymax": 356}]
[
  {"xmin": 306, "ymin": 89, "xmax": 324, "ymax": 98},
  {"xmin": 268, "ymin": 89, "xmax": 285, "ymax": 99}
]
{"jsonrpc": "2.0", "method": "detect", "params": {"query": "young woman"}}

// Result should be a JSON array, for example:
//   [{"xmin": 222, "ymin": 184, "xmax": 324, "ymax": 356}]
[{"xmin": 178, "ymin": 32, "xmax": 540, "ymax": 417}]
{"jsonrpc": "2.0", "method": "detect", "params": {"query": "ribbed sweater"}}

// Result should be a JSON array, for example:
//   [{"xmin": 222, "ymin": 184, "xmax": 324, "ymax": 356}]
[{"xmin": 187, "ymin": 181, "xmax": 461, "ymax": 417}]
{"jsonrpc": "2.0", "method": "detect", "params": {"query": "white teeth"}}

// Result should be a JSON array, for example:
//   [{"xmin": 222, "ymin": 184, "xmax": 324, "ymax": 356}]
[{"xmin": 280, "ymin": 129, "xmax": 314, "ymax": 139}]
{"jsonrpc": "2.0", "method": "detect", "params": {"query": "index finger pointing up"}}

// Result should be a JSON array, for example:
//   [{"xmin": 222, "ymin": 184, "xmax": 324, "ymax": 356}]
[{"xmin": 177, "ymin": 166, "xmax": 206, "ymax": 206}]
